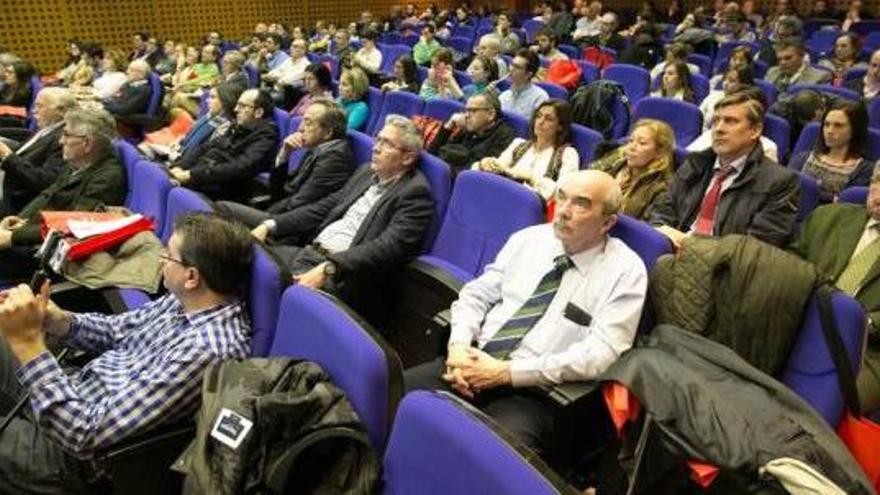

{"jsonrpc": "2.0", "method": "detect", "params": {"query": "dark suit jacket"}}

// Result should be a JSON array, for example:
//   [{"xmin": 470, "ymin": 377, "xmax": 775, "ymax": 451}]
[
  {"xmin": 651, "ymin": 144, "xmax": 800, "ymax": 247},
  {"xmin": 225, "ymin": 72, "xmax": 251, "ymax": 94},
  {"xmin": 1, "ymin": 124, "xmax": 65, "ymax": 213},
  {"xmin": 791, "ymin": 203, "xmax": 880, "ymax": 341},
  {"xmin": 428, "ymin": 120, "xmax": 516, "ymax": 174},
  {"xmin": 12, "ymin": 149, "xmax": 127, "ymax": 246},
  {"xmin": 179, "ymin": 118, "xmax": 278, "ymax": 201},
  {"xmin": 267, "ymin": 138, "xmax": 355, "ymax": 214},
  {"xmin": 274, "ymin": 164, "xmax": 435, "ymax": 276},
  {"xmin": 102, "ymin": 79, "xmax": 151, "ymax": 117}
]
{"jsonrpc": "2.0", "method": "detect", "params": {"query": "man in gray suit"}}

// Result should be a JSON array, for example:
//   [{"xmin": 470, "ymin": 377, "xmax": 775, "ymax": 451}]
[{"xmin": 765, "ymin": 38, "xmax": 832, "ymax": 94}]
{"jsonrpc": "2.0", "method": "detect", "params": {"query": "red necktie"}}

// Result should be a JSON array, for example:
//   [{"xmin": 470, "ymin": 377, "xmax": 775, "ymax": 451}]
[{"xmin": 693, "ymin": 165, "xmax": 735, "ymax": 236}]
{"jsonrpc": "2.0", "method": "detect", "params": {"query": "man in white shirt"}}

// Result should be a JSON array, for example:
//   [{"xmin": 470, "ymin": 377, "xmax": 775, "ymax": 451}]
[{"xmin": 405, "ymin": 170, "xmax": 648, "ymax": 455}]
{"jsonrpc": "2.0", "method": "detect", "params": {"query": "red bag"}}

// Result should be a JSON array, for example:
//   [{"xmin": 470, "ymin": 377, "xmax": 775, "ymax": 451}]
[
  {"xmin": 545, "ymin": 59, "xmax": 582, "ymax": 91},
  {"xmin": 582, "ymin": 46, "xmax": 615, "ymax": 70},
  {"xmin": 838, "ymin": 412, "xmax": 880, "ymax": 491}
]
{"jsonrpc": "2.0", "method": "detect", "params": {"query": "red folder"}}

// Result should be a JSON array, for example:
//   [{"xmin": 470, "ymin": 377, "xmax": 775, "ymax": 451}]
[{"xmin": 40, "ymin": 211, "xmax": 155, "ymax": 261}]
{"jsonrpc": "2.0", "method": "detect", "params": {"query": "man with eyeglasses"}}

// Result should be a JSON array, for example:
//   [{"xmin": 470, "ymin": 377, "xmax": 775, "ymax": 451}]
[
  {"xmin": 168, "ymin": 88, "xmax": 278, "ymax": 202},
  {"xmin": 428, "ymin": 92, "xmax": 516, "ymax": 174},
  {"xmin": 101, "ymin": 59, "xmax": 152, "ymax": 119},
  {"xmin": 216, "ymin": 100, "xmax": 356, "ymax": 231},
  {"xmin": 0, "ymin": 212, "xmax": 252, "ymax": 492},
  {"xmin": 251, "ymin": 114, "xmax": 435, "ymax": 325},
  {"xmin": 0, "ymin": 107, "xmax": 126, "ymax": 283},
  {"xmin": 405, "ymin": 170, "xmax": 647, "ymax": 457},
  {"xmin": 499, "ymin": 49, "xmax": 549, "ymax": 119}
]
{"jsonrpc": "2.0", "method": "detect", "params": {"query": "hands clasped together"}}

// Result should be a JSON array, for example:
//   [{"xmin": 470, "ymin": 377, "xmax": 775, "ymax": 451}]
[{"xmin": 443, "ymin": 343, "xmax": 512, "ymax": 399}]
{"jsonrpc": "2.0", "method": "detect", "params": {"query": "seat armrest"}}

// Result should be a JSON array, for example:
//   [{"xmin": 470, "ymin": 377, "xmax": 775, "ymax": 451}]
[
  {"xmin": 537, "ymin": 381, "xmax": 599, "ymax": 408},
  {"xmin": 100, "ymin": 422, "xmax": 194, "ymax": 463},
  {"xmin": 414, "ymin": 255, "xmax": 472, "ymax": 289}
]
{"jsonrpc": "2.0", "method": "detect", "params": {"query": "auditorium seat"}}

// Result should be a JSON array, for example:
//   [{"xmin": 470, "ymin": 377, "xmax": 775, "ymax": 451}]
[
  {"xmin": 850, "ymin": 20, "xmax": 880, "ymax": 36},
  {"xmin": 453, "ymin": 69, "xmax": 473, "ymax": 88},
  {"xmin": 380, "ymin": 44, "xmax": 414, "ymax": 76},
  {"xmin": 423, "ymin": 97, "xmax": 465, "ymax": 123},
  {"xmin": 633, "ymin": 97, "xmax": 703, "ymax": 147},
  {"xmin": 535, "ymin": 81, "xmax": 569, "ymax": 100},
  {"xmin": 418, "ymin": 151, "xmax": 453, "ymax": 249},
  {"xmin": 794, "ymin": 170, "xmax": 820, "ymax": 224},
  {"xmin": 869, "ymin": 97, "xmax": 880, "ymax": 130},
  {"xmin": 248, "ymin": 245, "xmax": 289, "ymax": 357},
  {"xmin": 25, "ymin": 75, "xmax": 42, "ymax": 132},
  {"xmin": 379, "ymin": 33, "xmax": 403, "ymax": 46},
  {"xmin": 402, "ymin": 33, "xmax": 420, "ymax": 47},
  {"xmin": 838, "ymin": 186, "xmax": 869, "ymax": 205},
  {"xmin": 452, "ymin": 25, "xmax": 476, "ymax": 42},
  {"xmin": 445, "ymin": 36, "xmax": 474, "ymax": 56},
  {"xmin": 269, "ymin": 285, "xmax": 403, "ymax": 451},
  {"xmin": 416, "ymin": 65, "xmax": 428, "ymax": 84},
  {"xmin": 713, "ymin": 41, "xmax": 758, "ymax": 73},
  {"xmin": 571, "ymin": 123, "xmax": 603, "ymax": 167},
  {"xmin": 787, "ymin": 83, "xmax": 861, "ymax": 102},
  {"xmin": 111, "ymin": 139, "xmax": 141, "ymax": 201},
  {"xmin": 782, "ymin": 291, "xmax": 866, "ymax": 426},
  {"xmin": 558, "ymin": 44, "xmax": 580, "ymax": 60},
  {"xmin": 347, "ymin": 129, "xmax": 374, "ymax": 166},
  {"xmin": 686, "ymin": 53, "xmax": 712, "ymax": 78},
  {"xmin": 763, "ymin": 113, "xmax": 791, "ymax": 165},
  {"xmin": 522, "ymin": 19, "xmax": 545, "ymax": 43},
  {"xmin": 368, "ymin": 90, "xmax": 424, "ymax": 135},
  {"xmin": 381, "ymin": 391, "xmax": 570, "ymax": 495},
  {"xmin": 365, "ymin": 86, "xmax": 385, "ymax": 136},
  {"xmin": 125, "ymin": 160, "xmax": 173, "ymax": 235},
  {"xmin": 603, "ymin": 64, "xmax": 650, "ymax": 105},
  {"xmin": 805, "ymin": 29, "xmax": 840, "ymax": 59},
  {"xmin": 755, "ymin": 79, "xmax": 778, "ymax": 107},
  {"xmin": 575, "ymin": 59, "xmax": 600, "ymax": 85},
  {"xmin": 272, "ymin": 107, "xmax": 290, "ymax": 153},
  {"xmin": 502, "ymin": 110, "xmax": 530, "ymax": 139},
  {"xmin": 244, "ymin": 64, "xmax": 260, "ymax": 87}
]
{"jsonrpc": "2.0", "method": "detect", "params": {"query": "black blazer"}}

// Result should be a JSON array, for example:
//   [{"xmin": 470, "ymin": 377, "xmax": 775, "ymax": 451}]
[
  {"xmin": 13, "ymin": 149, "xmax": 127, "ymax": 246},
  {"xmin": 273, "ymin": 164, "xmax": 436, "ymax": 276},
  {"xmin": 267, "ymin": 138, "xmax": 356, "ymax": 214},
  {"xmin": 651, "ymin": 144, "xmax": 800, "ymax": 248},
  {"xmin": 1, "ymin": 124, "xmax": 66, "ymax": 213},
  {"xmin": 102, "ymin": 80, "xmax": 151, "ymax": 117},
  {"xmin": 180, "ymin": 118, "xmax": 278, "ymax": 201}
]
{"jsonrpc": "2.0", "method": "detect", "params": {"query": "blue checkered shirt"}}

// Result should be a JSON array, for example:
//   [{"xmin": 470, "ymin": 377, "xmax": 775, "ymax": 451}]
[{"xmin": 15, "ymin": 294, "xmax": 251, "ymax": 458}]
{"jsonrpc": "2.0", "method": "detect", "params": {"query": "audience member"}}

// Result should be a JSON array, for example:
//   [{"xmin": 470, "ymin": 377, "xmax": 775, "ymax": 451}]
[
  {"xmin": 709, "ymin": 44, "xmax": 752, "ymax": 88},
  {"xmin": 0, "ymin": 88, "xmax": 75, "ymax": 214},
  {"xmin": 487, "ymin": 13, "xmax": 521, "ymax": 55},
  {"xmin": 572, "ymin": 0, "xmax": 605, "ymax": 41},
  {"xmin": 476, "ymin": 35, "xmax": 509, "ymax": 78},
  {"xmin": 169, "ymin": 88, "xmax": 278, "ymax": 201},
  {"xmin": 591, "ymin": 119, "xmax": 675, "ymax": 220},
  {"xmin": 476, "ymin": 99, "xmax": 578, "ymax": 200},
  {"xmin": 381, "ymin": 55, "xmax": 420, "ymax": 94},
  {"xmin": 499, "ymin": 49, "xmax": 549, "ymax": 119},
  {"xmin": 652, "ymin": 92, "xmax": 799, "ymax": 248},
  {"xmin": 765, "ymin": 38, "xmax": 832, "ymax": 93},
  {"xmin": 462, "ymin": 55, "xmax": 499, "ymax": 100},
  {"xmin": 429, "ymin": 92, "xmax": 517, "ymax": 173},
  {"xmin": 0, "ymin": 213, "xmax": 252, "ymax": 492},
  {"xmin": 250, "ymin": 114, "xmax": 435, "ymax": 324},
  {"xmin": 531, "ymin": 28, "xmax": 569, "ymax": 62},
  {"xmin": 818, "ymin": 33, "xmax": 868, "ymax": 86},
  {"xmin": 789, "ymin": 100, "xmax": 873, "ymax": 202},
  {"xmin": 715, "ymin": 11, "xmax": 756, "ymax": 44},
  {"xmin": 352, "ymin": 29, "xmax": 383, "ymax": 78},
  {"xmin": 289, "ymin": 63, "xmax": 334, "ymax": 117},
  {"xmin": 168, "ymin": 45, "xmax": 220, "ymax": 118},
  {"xmin": 0, "ymin": 107, "xmax": 126, "ymax": 282},
  {"xmin": 332, "ymin": 29, "xmax": 354, "ymax": 69},
  {"xmin": 845, "ymin": 48, "xmax": 880, "ymax": 101},
  {"xmin": 701, "ymin": 65, "xmax": 755, "ymax": 130},
  {"xmin": 649, "ymin": 42, "xmax": 699, "ymax": 81},
  {"xmin": 263, "ymin": 38, "xmax": 310, "ymax": 107},
  {"xmin": 337, "ymin": 67, "xmax": 370, "ymax": 131},
  {"xmin": 101, "ymin": 59, "xmax": 152, "ymax": 118},
  {"xmin": 217, "ymin": 100, "xmax": 355, "ymax": 230},
  {"xmin": 420, "ymin": 48, "xmax": 464, "ymax": 101},
  {"xmin": 545, "ymin": 1, "xmax": 576, "ymax": 42},
  {"xmin": 404, "ymin": 169, "xmax": 648, "ymax": 456},
  {"xmin": 755, "ymin": 15, "xmax": 803, "ymax": 66},
  {"xmin": 56, "ymin": 40, "xmax": 84, "ymax": 84},
  {"xmin": 791, "ymin": 163, "xmax": 880, "ymax": 415},
  {"xmin": 219, "ymin": 50, "xmax": 249, "ymax": 95},
  {"xmin": 651, "ymin": 60, "xmax": 696, "ymax": 103},
  {"xmin": 413, "ymin": 24, "xmax": 442, "ymax": 66},
  {"xmin": 255, "ymin": 33, "xmax": 291, "ymax": 74},
  {"xmin": 580, "ymin": 12, "xmax": 625, "ymax": 51},
  {"xmin": 72, "ymin": 49, "xmax": 128, "ymax": 101},
  {"xmin": 0, "ymin": 60, "xmax": 34, "ymax": 108}
]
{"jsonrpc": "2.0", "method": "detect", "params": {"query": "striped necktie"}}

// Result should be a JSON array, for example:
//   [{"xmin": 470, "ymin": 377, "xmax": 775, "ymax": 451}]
[
  {"xmin": 836, "ymin": 224, "xmax": 880, "ymax": 295},
  {"xmin": 482, "ymin": 255, "xmax": 573, "ymax": 359}
]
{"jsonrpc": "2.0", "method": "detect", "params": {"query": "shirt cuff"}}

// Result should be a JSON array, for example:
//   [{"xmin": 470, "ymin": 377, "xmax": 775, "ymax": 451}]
[
  {"xmin": 262, "ymin": 219, "xmax": 277, "ymax": 233},
  {"xmin": 15, "ymin": 350, "xmax": 64, "ymax": 389},
  {"xmin": 507, "ymin": 357, "xmax": 543, "ymax": 387}
]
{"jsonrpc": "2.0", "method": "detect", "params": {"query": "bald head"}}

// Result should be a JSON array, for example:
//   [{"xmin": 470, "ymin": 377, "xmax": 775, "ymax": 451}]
[
  {"xmin": 34, "ymin": 87, "xmax": 76, "ymax": 128},
  {"xmin": 126, "ymin": 59, "xmax": 150, "ymax": 81},
  {"xmin": 553, "ymin": 170, "xmax": 620, "ymax": 253}
]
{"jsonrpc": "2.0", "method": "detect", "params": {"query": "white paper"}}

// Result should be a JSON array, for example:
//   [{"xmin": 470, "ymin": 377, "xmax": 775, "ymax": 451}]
[{"xmin": 68, "ymin": 214, "xmax": 144, "ymax": 240}]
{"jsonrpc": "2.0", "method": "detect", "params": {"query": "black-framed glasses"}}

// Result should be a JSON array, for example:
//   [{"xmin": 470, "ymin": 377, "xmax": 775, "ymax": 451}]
[
  {"xmin": 61, "ymin": 131, "xmax": 88, "ymax": 140},
  {"xmin": 375, "ymin": 136, "xmax": 407, "ymax": 152},
  {"xmin": 465, "ymin": 107, "xmax": 492, "ymax": 114},
  {"xmin": 159, "ymin": 252, "xmax": 189, "ymax": 266}
]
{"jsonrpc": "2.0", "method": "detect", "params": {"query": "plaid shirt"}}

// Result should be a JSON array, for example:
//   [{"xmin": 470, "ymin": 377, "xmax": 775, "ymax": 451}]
[{"xmin": 15, "ymin": 294, "xmax": 251, "ymax": 458}]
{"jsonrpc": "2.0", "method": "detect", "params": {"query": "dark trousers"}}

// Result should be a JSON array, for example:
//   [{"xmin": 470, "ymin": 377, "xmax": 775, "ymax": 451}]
[
  {"xmin": 405, "ymin": 358, "xmax": 555, "ymax": 457},
  {"xmin": 0, "ymin": 246, "xmax": 40, "ymax": 285},
  {"xmin": 215, "ymin": 200, "xmax": 271, "ymax": 229},
  {"xmin": 0, "ymin": 339, "xmax": 90, "ymax": 494}
]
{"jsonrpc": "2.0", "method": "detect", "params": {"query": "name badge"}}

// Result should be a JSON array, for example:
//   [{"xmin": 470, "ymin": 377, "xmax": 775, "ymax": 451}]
[{"xmin": 210, "ymin": 407, "xmax": 254, "ymax": 450}]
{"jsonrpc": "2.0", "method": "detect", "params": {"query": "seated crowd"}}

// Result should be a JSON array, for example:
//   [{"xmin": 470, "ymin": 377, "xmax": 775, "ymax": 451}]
[{"xmin": 0, "ymin": 0, "xmax": 878, "ymax": 491}]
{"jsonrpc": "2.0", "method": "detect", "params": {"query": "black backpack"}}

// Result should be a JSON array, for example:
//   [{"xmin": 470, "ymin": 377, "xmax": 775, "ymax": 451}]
[{"xmin": 570, "ymin": 79, "xmax": 631, "ymax": 140}]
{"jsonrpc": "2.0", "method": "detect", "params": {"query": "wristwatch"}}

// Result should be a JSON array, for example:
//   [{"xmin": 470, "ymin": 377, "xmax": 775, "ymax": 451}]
[{"xmin": 322, "ymin": 261, "xmax": 337, "ymax": 277}]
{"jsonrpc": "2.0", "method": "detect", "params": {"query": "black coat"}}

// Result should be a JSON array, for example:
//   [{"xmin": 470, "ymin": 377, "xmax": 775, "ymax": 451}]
[
  {"xmin": 267, "ymin": 138, "xmax": 356, "ymax": 214},
  {"xmin": 180, "ymin": 118, "xmax": 278, "ymax": 201},
  {"xmin": 102, "ymin": 80, "xmax": 151, "ymax": 117},
  {"xmin": 651, "ymin": 144, "xmax": 800, "ymax": 247},
  {"xmin": 1, "ymin": 124, "xmax": 65, "ymax": 213},
  {"xmin": 428, "ymin": 120, "xmax": 516, "ymax": 174}
]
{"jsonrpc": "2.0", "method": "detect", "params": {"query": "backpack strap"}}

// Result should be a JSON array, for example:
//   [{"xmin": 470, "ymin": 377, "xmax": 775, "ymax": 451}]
[{"xmin": 815, "ymin": 284, "xmax": 862, "ymax": 417}]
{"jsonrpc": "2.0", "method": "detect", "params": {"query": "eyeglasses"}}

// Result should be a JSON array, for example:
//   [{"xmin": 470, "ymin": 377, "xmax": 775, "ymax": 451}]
[
  {"xmin": 465, "ymin": 107, "xmax": 492, "ymax": 114},
  {"xmin": 159, "ymin": 251, "xmax": 189, "ymax": 266},
  {"xmin": 236, "ymin": 101, "xmax": 256, "ymax": 109},
  {"xmin": 61, "ymin": 131, "xmax": 88, "ymax": 141},
  {"xmin": 375, "ymin": 136, "xmax": 407, "ymax": 152}
]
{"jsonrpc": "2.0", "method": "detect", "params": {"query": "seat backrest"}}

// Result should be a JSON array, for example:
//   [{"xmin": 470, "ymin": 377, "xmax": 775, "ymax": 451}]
[
  {"xmin": 402, "ymin": 33, "xmax": 421, "ymax": 47},
  {"xmin": 576, "ymin": 60, "xmax": 600, "ymax": 85},
  {"xmin": 535, "ymin": 81, "xmax": 569, "ymax": 100},
  {"xmin": 788, "ymin": 83, "xmax": 861, "ymax": 102},
  {"xmin": 429, "ymin": 170, "xmax": 544, "ymax": 277},
  {"xmin": 781, "ymin": 291, "xmax": 866, "ymax": 426},
  {"xmin": 610, "ymin": 214, "xmax": 673, "ymax": 273},
  {"xmin": 272, "ymin": 107, "xmax": 290, "ymax": 150},
  {"xmin": 382, "ymin": 391, "xmax": 567, "ymax": 495},
  {"xmin": 445, "ymin": 36, "xmax": 474, "ymax": 56},
  {"xmin": 755, "ymin": 79, "xmax": 778, "ymax": 106},
  {"xmin": 763, "ymin": 113, "xmax": 791, "ymax": 165},
  {"xmin": 571, "ymin": 123, "xmax": 603, "ymax": 167},
  {"xmin": 372, "ymin": 91, "xmax": 425, "ymax": 137},
  {"xmin": 248, "ymin": 244, "xmax": 288, "ymax": 356},
  {"xmin": 633, "ymin": 97, "xmax": 703, "ymax": 147},
  {"xmin": 244, "ymin": 64, "xmax": 260, "ymax": 87},
  {"xmin": 452, "ymin": 25, "xmax": 476, "ymax": 41},
  {"xmin": 269, "ymin": 285, "xmax": 402, "ymax": 451},
  {"xmin": 146, "ymin": 72, "xmax": 163, "ymax": 117},
  {"xmin": 871, "ymin": 97, "xmax": 880, "ymax": 130},
  {"xmin": 850, "ymin": 20, "xmax": 880, "ymax": 36},
  {"xmin": 126, "ymin": 160, "xmax": 172, "ymax": 234},
  {"xmin": 794, "ymin": 171, "xmax": 819, "ymax": 224},
  {"xmin": 381, "ymin": 45, "xmax": 414, "ymax": 75},
  {"xmin": 838, "ymin": 186, "xmax": 869, "ymax": 205},
  {"xmin": 558, "ymin": 44, "xmax": 580, "ymax": 60},
  {"xmin": 603, "ymin": 63, "xmax": 650, "ymax": 105},
  {"xmin": 160, "ymin": 187, "xmax": 214, "ymax": 242},
  {"xmin": 423, "ymin": 98, "xmax": 465, "ymax": 123},
  {"xmin": 418, "ymin": 151, "xmax": 453, "ymax": 250},
  {"xmin": 806, "ymin": 29, "xmax": 841, "ymax": 57},
  {"xmin": 791, "ymin": 121, "xmax": 821, "ymax": 159},
  {"xmin": 502, "ymin": 110, "xmax": 530, "ymax": 139},
  {"xmin": 690, "ymin": 73, "xmax": 710, "ymax": 104},
  {"xmin": 686, "ymin": 53, "xmax": 712, "ymax": 78},
  {"xmin": 522, "ymin": 19, "xmax": 545, "ymax": 43},
  {"xmin": 112, "ymin": 139, "xmax": 141, "ymax": 200},
  {"xmin": 454, "ymin": 69, "xmax": 473, "ymax": 88},
  {"xmin": 316, "ymin": 54, "xmax": 340, "ymax": 79},
  {"xmin": 365, "ymin": 87, "xmax": 385, "ymax": 136},
  {"xmin": 347, "ymin": 129, "xmax": 374, "ymax": 166},
  {"xmin": 26, "ymin": 75, "xmax": 42, "ymax": 132}
]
